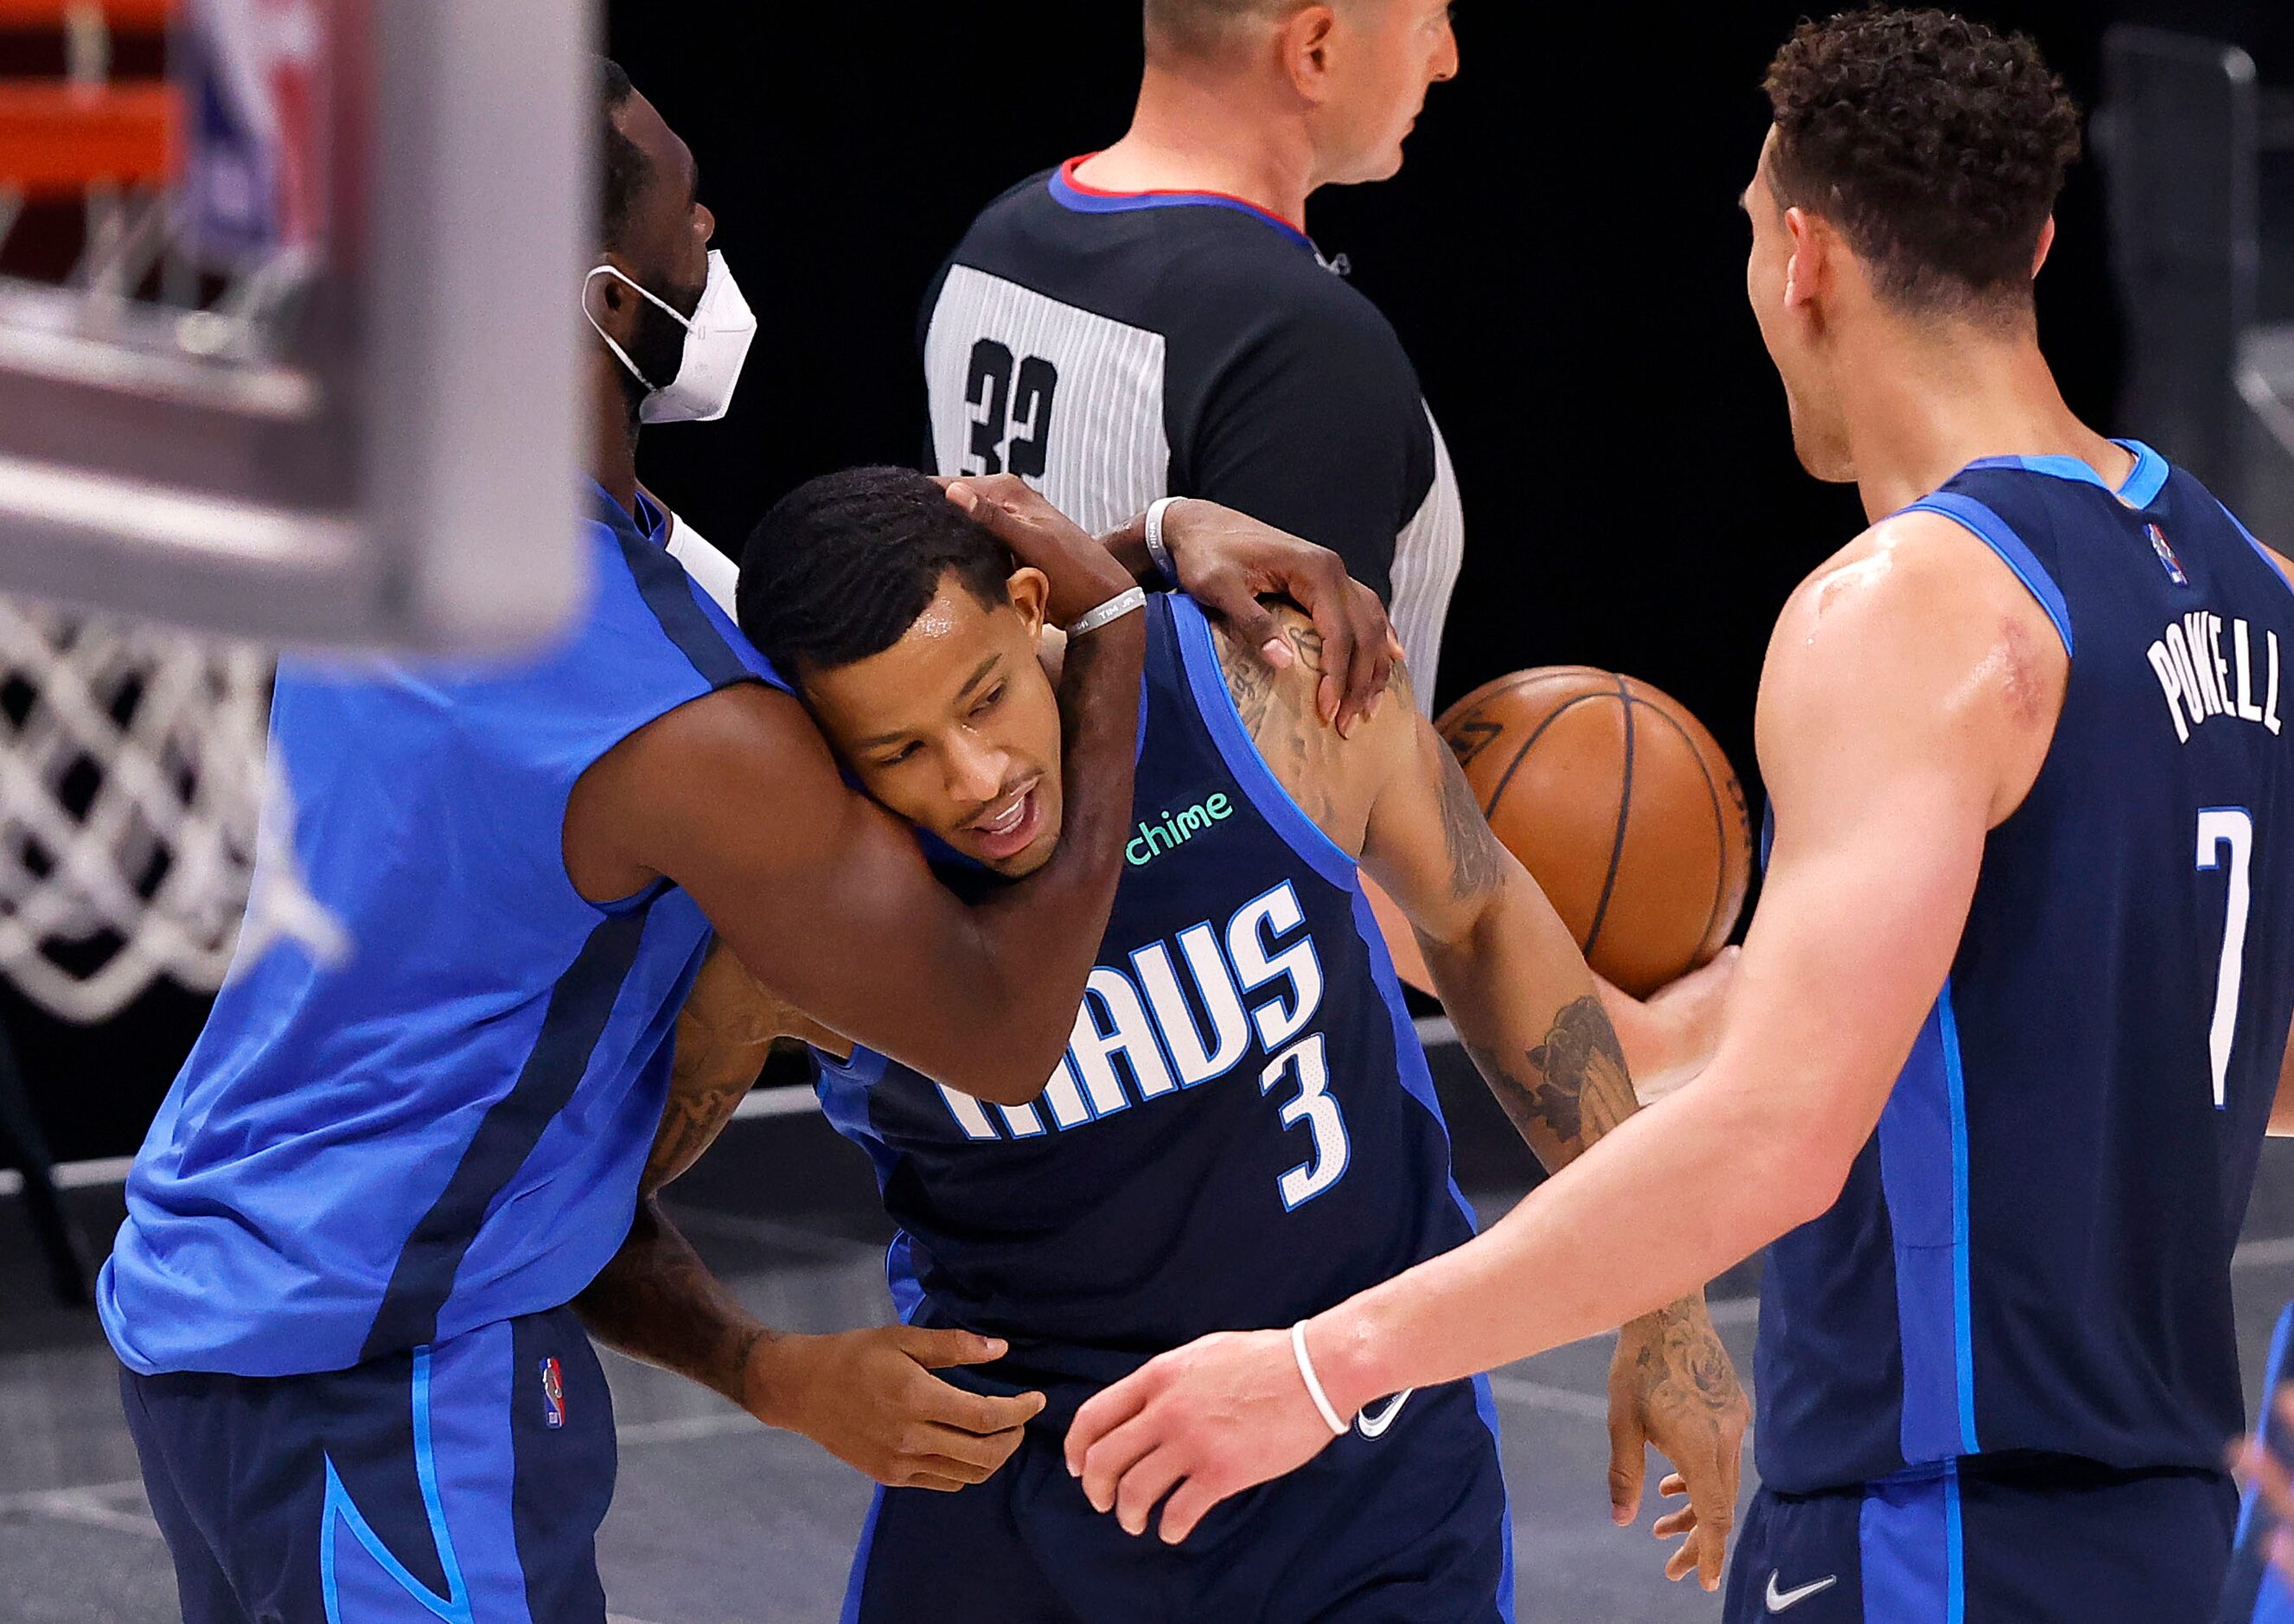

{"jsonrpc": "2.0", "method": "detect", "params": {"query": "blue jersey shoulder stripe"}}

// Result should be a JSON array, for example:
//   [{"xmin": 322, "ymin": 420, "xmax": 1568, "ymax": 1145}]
[
  {"xmin": 1961, "ymin": 439, "xmax": 2168, "ymax": 508},
  {"xmin": 2214, "ymin": 498, "xmax": 2294, "ymax": 600},
  {"xmin": 361, "ymin": 901, "xmax": 660, "ymax": 1358},
  {"xmin": 590, "ymin": 485, "xmax": 777, "ymax": 693},
  {"xmin": 1168, "ymin": 594, "xmax": 1357, "ymax": 892},
  {"xmin": 1904, "ymin": 493, "xmax": 2075, "ymax": 658},
  {"xmin": 614, "ymin": 528, "xmax": 768, "ymax": 692}
]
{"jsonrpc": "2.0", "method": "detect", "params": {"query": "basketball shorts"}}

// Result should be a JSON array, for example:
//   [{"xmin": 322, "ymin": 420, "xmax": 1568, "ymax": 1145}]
[
  {"xmin": 840, "ymin": 1372, "xmax": 1512, "ymax": 1623},
  {"xmin": 119, "ymin": 1303, "xmax": 615, "ymax": 1624},
  {"xmin": 1724, "ymin": 1455, "xmax": 2235, "ymax": 1624}
]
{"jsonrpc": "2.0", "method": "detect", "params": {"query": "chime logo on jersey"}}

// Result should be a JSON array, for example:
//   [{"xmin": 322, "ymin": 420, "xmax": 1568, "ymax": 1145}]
[
  {"xmin": 2150, "ymin": 522, "xmax": 2190, "ymax": 587},
  {"xmin": 540, "ymin": 1356, "xmax": 566, "ymax": 1429},
  {"xmin": 1125, "ymin": 793, "xmax": 1235, "ymax": 866},
  {"xmin": 936, "ymin": 879, "xmax": 1326, "ymax": 1141}
]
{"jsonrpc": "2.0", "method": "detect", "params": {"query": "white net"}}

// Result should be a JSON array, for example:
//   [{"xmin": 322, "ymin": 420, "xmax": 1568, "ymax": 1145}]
[{"xmin": 0, "ymin": 600, "xmax": 337, "ymax": 1023}]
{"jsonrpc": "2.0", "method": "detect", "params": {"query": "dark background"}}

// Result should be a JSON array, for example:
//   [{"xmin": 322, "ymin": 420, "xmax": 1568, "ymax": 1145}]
[{"xmin": 27, "ymin": 0, "xmax": 2294, "ymax": 1159}]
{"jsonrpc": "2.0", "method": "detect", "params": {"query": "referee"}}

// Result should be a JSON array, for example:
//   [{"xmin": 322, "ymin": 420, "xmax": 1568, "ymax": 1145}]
[{"xmin": 923, "ymin": 0, "xmax": 1464, "ymax": 701}]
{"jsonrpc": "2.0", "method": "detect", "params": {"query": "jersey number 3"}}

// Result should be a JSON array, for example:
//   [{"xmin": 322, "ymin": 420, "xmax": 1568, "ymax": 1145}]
[
  {"xmin": 965, "ymin": 340, "xmax": 1059, "ymax": 479},
  {"xmin": 2198, "ymin": 806, "xmax": 2255, "ymax": 1110},
  {"xmin": 1260, "ymin": 1033, "xmax": 1350, "ymax": 1210}
]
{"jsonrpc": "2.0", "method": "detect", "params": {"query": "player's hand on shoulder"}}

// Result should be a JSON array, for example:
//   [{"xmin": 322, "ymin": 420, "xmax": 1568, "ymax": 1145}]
[
  {"xmin": 940, "ymin": 474, "xmax": 1139, "ymax": 625},
  {"xmin": 1146, "ymin": 498, "xmax": 1400, "ymax": 737},
  {"xmin": 746, "ymin": 1325, "xmax": 1045, "ymax": 1492},
  {"xmin": 1607, "ymin": 1295, "xmax": 1748, "ymax": 1593}
]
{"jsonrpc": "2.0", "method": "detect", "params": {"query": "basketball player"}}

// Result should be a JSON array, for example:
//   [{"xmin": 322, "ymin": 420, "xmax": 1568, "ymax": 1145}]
[
  {"xmin": 923, "ymin": 0, "xmax": 1463, "ymax": 698},
  {"xmin": 571, "ymin": 465, "xmax": 1748, "ymax": 1621},
  {"xmin": 94, "ymin": 61, "xmax": 1394, "ymax": 1624},
  {"xmin": 1064, "ymin": 11, "xmax": 2294, "ymax": 1618}
]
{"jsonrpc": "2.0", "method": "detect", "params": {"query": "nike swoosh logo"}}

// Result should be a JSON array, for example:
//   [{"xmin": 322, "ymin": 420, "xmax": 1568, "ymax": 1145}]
[
  {"xmin": 1766, "ymin": 1572, "xmax": 1838, "ymax": 1613},
  {"xmin": 1354, "ymin": 1389, "xmax": 1415, "ymax": 1439}
]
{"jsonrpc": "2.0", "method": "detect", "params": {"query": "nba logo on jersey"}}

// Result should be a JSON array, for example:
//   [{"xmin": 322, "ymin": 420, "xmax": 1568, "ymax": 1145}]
[
  {"xmin": 2150, "ymin": 522, "xmax": 2190, "ymax": 587},
  {"xmin": 540, "ymin": 1357, "xmax": 566, "ymax": 1429}
]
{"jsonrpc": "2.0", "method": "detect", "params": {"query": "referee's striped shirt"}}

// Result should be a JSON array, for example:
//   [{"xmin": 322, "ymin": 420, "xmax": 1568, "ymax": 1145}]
[{"xmin": 922, "ymin": 157, "xmax": 1465, "ymax": 707}]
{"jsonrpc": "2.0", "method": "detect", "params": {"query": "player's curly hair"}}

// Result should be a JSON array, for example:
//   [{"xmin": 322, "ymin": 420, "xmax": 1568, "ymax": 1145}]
[
  {"xmin": 1763, "ymin": 7, "xmax": 2084, "ymax": 319},
  {"xmin": 740, "ymin": 468, "xmax": 1017, "ymax": 675}
]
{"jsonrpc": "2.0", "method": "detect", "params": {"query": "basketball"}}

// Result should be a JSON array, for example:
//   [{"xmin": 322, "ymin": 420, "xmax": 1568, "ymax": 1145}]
[{"xmin": 1435, "ymin": 668, "xmax": 1754, "ymax": 999}]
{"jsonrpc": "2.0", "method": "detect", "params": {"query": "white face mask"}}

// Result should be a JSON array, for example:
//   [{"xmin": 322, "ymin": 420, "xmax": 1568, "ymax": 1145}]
[{"xmin": 582, "ymin": 250, "xmax": 757, "ymax": 425}]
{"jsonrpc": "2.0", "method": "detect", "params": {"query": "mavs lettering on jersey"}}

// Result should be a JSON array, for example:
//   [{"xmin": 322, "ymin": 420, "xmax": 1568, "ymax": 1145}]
[
  {"xmin": 815, "ymin": 595, "xmax": 1476, "ymax": 1407},
  {"xmin": 932, "ymin": 879, "xmax": 1337, "ymax": 1206},
  {"xmin": 1756, "ymin": 443, "xmax": 2294, "ymax": 1496}
]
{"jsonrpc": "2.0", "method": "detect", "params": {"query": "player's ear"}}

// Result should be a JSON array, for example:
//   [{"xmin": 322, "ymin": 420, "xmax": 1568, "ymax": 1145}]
[
  {"xmin": 581, "ymin": 256, "xmax": 641, "ymax": 347},
  {"xmin": 1281, "ymin": 5, "xmax": 1341, "ymax": 100},
  {"xmin": 2031, "ymin": 216, "xmax": 2057, "ymax": 279},
  {"xmin": 1782, "ymin": 208, "xmax": 1824, "ymax": 311},
  {"xmin": 1006, "ymin": 567, "xmax": 1051, "ymax": 638}
]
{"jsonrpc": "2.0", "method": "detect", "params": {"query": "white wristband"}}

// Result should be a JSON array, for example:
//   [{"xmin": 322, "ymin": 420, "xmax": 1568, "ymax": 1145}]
[
  {"xmin": 1144, "ymin": 496, "xmax": 1183, "ymax": 587},
  {"xmin": 1291, "ymin": 1320, "xmax": 1349, "ymax": 1436},
  {"xmin": 1064, "ymin": 585, "xmax": 1148, "ymax": 639}
]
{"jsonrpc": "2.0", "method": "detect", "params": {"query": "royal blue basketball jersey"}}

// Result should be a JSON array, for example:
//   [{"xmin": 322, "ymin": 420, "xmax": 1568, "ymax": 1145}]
[
  {"xmin": 1756, "ymin": 441, "xmax": 2294, "ymax": 1493},
  {"xmin": 99, "ymin": 484, "xmax": 783, "ymax": 1378},
  {"xmin": 813, "ymin": 594, "xmax": 1478, "ymax": 1408}
]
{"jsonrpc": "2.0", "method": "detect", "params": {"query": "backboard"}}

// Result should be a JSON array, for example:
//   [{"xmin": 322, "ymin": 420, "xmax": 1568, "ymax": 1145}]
[{"xmin": 0, "ymin": 0, "xmax": 590, "ymax": 654}]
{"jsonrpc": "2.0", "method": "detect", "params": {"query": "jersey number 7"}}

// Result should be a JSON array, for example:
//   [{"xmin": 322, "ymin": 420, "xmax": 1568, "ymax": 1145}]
[{"xmin": 2198, "ymin": 806, "xmax": 2256, "ymax": 1111}]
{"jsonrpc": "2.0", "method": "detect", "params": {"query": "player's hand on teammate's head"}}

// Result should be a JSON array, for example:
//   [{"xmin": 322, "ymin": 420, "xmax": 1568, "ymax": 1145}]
[
  {"xmin": 1607, "ymin": 1297, "xmax": 1749, "ymax": 1592},
  {"xmin": 2232, "ymin": 1386, "xmax": 2294, "ymax": 1585},
  {"xmin": 939, "ymin": 475, "xmax": 1141, "ymax": 629},
  {"xmin": 749, "ymin": 1324, "xmax": 1045, "ymax": 1493},
  {"xmin": 1121, "ymin": 497, "xmax": 1400, "ymax": 738},
  {"xmin": 1064, "ymin": 1327, "xmax": 1341, "ymax": 1545}
]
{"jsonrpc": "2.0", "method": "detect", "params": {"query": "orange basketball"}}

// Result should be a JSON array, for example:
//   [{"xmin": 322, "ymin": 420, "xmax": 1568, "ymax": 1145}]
[{"xmin": 1435, "ymin": 667, "xmax": 1754, "ymax": 999}]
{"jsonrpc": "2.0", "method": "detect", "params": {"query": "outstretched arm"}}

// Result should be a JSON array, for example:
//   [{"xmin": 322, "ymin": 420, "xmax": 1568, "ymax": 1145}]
[
  {"xmin": 1064, "ymin": 515, "xmax": 2062, "ymax": 1559},
  {"xmin": 1195, "ymin": 615, "xmax": 1747, "ymax": 1581},
  {"xmin": 575, "ymin": 943, "xmax": 1044, "ymax": 1491},
  {"xmin": 1358, "ymin": 672, "xmax": 1747, "ymax": 1579}
]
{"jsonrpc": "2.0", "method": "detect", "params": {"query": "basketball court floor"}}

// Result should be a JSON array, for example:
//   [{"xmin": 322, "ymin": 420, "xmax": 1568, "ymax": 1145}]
[{"xmin": 7, "ymin": 1039, "xmax": 2294, "ymax": 1624}]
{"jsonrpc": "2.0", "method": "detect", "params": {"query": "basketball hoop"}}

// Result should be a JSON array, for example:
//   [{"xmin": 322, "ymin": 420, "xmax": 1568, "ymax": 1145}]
[
  {"xmin": 0, "ymin": 601, "xmax": 348, "ymax": 1021},
  {"xmin": 0, "ymin": 0, "xmax": 341, "ymax": 1020}
]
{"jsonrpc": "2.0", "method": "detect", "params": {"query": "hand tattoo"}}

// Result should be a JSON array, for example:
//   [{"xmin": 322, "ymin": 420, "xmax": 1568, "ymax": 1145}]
[{"xmin": 1621, "ymin": 1295, "xmax": 1749, "ymax": 1442}]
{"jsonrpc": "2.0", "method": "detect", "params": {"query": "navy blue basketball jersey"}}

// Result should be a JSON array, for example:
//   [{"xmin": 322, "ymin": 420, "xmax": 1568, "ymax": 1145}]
[
  {"xmin": 813, "ymin": 594, "xmax": 1477, "ymax": 1411},
  {"xmin": 1757, "ymin": 441, "xmax": 2294, "ymax": 1494}
]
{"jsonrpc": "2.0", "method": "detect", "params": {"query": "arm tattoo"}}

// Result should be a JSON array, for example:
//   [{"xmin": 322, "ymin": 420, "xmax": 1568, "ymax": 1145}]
[
  {"xmin": 644, "ymin": 949, "xmax": 796, "ymax": 1192},
  {"xmin": 1466, "ymin": 994, "xmax": 1638, "ymax": 1173},
  {"xmin": 1435, "ymin": 742, "xmax": 1508, "ymax": 903},
  {"xmin": 1217, "ymin": 607, "xmax": 1341, "ymax": 828}
]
